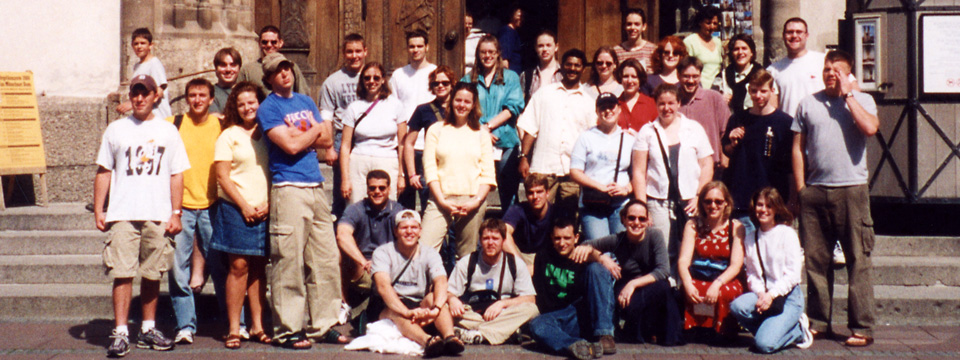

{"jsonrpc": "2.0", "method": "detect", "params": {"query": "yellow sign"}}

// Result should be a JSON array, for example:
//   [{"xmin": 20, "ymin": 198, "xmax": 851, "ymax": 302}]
[{"xmin": 0, "ymin": 72, "xmax": 46, "ymax": 175}]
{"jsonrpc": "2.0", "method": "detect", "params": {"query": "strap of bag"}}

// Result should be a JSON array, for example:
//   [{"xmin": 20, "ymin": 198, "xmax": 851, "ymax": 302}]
[
  {"xmin": 754, "ymin": 230, "xmax": 768, "ymax": 291},
  {"xmin": 613, "ymin": 131, "xmax": 625, "ymax": 183},
  {"xmin": 428, "ymin": 102, "xmax": 444, "ymax": 124},
  {"xmin": 466, "ymin": 252, "xmax": 518, "ymax": 296},
  {"xmin": 391, "ymin": 246, "xmax": 417, "ymax": 286},
  {"xmin": 353, "ymin": 98, "xmax": 381, "ymax": 129},
  {"xmin": 653, "ymin": 126, "xmax": 681, "ymax": 201},
  {"xmin": 173, "ymin": 114, "xmax": 184, "ymax": 130}
]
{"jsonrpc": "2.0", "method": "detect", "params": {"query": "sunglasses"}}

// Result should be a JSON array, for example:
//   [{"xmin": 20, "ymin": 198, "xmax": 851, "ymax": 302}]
[
  {"xmin": 625, "ymin": 215, "xmax": 648, "ymax": 222},
  {"xmin": 363, "ymin": 75, "xmax": 382, "ymax": 81},
  {"xmin": 430, "ymin": 81, "xmax": 451, "ymax": 87},
  {"xmin": 595, "ymin": 61, "xmax": 615, "ymax": 67},
  {"xmin": 260, "ymin": 40, "xmax": 279, "ymax": 45},
  {"xmin": 662, "ymin": 51, "xmax": 681, "ymax": 57},
  {"xmin": 368, "ymin": 185, "xmax": 388, "ymax": 192},
  {"xmin": 703, "ymin": 199, "xmax": 727, "ymax": 206}
]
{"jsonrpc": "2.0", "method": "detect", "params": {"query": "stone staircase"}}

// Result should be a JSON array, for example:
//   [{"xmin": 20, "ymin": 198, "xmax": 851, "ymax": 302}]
[{"xmin": 2, "ymin": 199, "xmax": 957, "ymax": 324}]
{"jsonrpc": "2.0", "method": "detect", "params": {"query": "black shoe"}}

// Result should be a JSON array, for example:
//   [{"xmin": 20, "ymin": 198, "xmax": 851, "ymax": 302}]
[{"xmin": 599, "ymin": 335, "xmax": 617, "ymax": 354}]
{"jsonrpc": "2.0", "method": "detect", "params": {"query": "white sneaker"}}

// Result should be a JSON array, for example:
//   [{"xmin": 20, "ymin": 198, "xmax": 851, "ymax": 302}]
[
  {"xmin": 796, "ymin": 313, "xmax": 814, "ymax": 349},
  {"xmin": 338, "ymin": 301, "xmax": 352, "ymax": 325},
  {"xmin": 174, "ymin": 329, "xmax": 194, "ymax": 345},
  {"xmin": 833, "ymin": 243, "xmax": 846, "ymax": 265},
  {"xmin": 455, "ymin": 327, "xmax": 484, "ymax": 345},
  {"xmin": 238, "ymin": 326, "xmax": 250, "ymax": 340}
]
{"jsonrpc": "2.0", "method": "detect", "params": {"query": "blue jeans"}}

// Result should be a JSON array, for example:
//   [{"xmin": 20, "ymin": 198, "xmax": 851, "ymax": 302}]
[
  {"xmin": 169, "ymin": 208, "xmax": 212, "ymax": 333},
  {"xmin": 731, "ymin": 286, "xmax": 805, "ymax": 353},
  {"xmin": 495, "ymin": 146, "xmax": 520, "ymax": 210},
  {"xmin": 580, "ymin": 201, "xmax": 626, "ymax": 241},
  {"xmin": 528, "ymin": 263, "xmax": 615, "ymax": 353}
]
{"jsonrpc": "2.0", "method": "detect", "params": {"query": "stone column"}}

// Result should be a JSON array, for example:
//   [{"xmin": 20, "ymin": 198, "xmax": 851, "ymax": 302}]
[{"xmin": 279, "ymin": 0, "xmax": 317, "ymax": 98}]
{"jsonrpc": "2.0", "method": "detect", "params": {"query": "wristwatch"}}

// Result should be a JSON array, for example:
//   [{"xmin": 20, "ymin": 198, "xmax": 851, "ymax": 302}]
[
  {"xmin": 843, "ymin": 92, "xmax": 855, "ymax": 99},
  {"xmin": 172, "ymin": 209, "xmax": 182, "ymax": 216}
]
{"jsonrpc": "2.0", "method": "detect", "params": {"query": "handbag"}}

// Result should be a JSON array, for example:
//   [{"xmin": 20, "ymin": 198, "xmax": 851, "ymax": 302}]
[
  {"xmin": 653, "ymin": 127, "xmax": 688, "ymax": 234},
  {"xmin": 581, "ymin": 131, "xmax": 626, "ymax": 208},
  {"xmin": 755, "ymin": 230, "xmax": 789, "ymax": 315},
  {"xmin": 689, "ymin": 221, "xmax": 733, "ymax": 281},
  {"xmin": 463, "ymin": 253, "xmax": 515, "ymax": 314}
]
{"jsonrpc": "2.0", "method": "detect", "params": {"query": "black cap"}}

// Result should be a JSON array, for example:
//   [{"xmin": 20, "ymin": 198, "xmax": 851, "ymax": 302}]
[{"xmin": 596, "ymin": 92, "xmax": 619, "ymax": 109}]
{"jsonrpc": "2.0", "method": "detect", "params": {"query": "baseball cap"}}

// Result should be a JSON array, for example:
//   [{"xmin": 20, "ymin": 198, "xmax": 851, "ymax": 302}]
[
  {"xmin": 129, "ymin": 74, "xmax": 158, "ymax": 92},
  {"xmin": 394, "ymin": 209, "xmax": 422, "ymax": 226},
  {"xmin": 596, "ymin": 92, "xmax": 619, "ymax": 110},
  {"xmin": 262, "ymin": 52, "xmax": 293, "ymax": 75}
]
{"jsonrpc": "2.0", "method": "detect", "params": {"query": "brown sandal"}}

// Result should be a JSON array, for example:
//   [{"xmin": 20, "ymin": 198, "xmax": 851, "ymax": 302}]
[
  {"xmin": 249, "ymin": 331, "xmax": 272, "ymax": 344},
  {"xmin": 844, "ymin": 333, "xmax": 874, "ymax": 347},
  {"xmin": 225, "ymin": 334, "xmax": 242, "ymax": 349}
]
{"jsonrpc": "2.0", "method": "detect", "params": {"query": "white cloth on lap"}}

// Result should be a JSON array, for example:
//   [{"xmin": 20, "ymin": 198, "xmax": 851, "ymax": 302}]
[{"xmin": 344, "ymin": 319, "xmax": 424, "ymax": 356}]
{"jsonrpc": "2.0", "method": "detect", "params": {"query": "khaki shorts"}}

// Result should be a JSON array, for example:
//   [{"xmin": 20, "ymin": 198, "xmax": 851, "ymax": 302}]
[{"xmin": 102, "ymin": 221, "xmax": 174, "ymax": 281}]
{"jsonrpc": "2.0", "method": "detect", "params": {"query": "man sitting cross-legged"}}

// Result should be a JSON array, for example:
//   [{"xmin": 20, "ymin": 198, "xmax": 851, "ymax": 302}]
[
  {"xmin": 370, "ymin": 210, "xmax": 465, "ymax": 358},
  {"xmin": 447, "ymin": 219, "xmax": 539, "ymax": 345}
]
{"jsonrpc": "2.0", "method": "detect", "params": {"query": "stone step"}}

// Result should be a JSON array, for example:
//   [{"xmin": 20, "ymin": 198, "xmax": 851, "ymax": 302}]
[
  {"xmin": 0, "ymin": 284, "xmax": 218, "ymax": 322},
  {"xmin": 874, "ymin": 236, "xmax": 960, "ymax": 257},
  {"xmin": 0, "ymin": 230, "xmax": 106, "ymax": 255},
  {"xmin": 825, "ymin": 284, "xmax": 960, "ymax": 326},
  {"xmin": 0, "ymin": 203, "xmax": 95, "ymax": 231},
  {"xmin": 0, "ymin": 255, "xmax": 110, "ymax": 284},
  {"xmin": 832, "ymin": 256, "xmax": 960, "ymax": 286}
]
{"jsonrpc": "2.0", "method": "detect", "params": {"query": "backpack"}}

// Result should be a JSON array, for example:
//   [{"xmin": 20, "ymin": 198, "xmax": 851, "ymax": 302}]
[{"xmin": 462, "ymin": 251, "xmax": 518, "ymax": 313}]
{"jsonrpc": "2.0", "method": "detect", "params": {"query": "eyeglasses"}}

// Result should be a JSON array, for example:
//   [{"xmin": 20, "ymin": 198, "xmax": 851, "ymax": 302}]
[
  {"xmin": 368, "ymin": 185, "xmax": 388, "ymax": 192},
  {"xmin": 595, "ymin": 61, "xmax": 615, "ymax": 67},
  {"xmin": 479, "ymin": 50, "xmax": 499, "ymax": 56},
  {"xmin": 703, "ymin": 199, "xmax": 727, "ymax": 206},
  {"xmin": 430, "ymin": 81, "xmax": 451, "ymax": 87},
  {"xmin": 260, "ymin": 40, "xmax": 279, "ymax": 45},
  {"xmin": 362, "ymin": 75, "xmax": 382, "ymax": 81},
  {"xmin": 625, "ymin": 215, "xmax": 648, "ymax": 222}
]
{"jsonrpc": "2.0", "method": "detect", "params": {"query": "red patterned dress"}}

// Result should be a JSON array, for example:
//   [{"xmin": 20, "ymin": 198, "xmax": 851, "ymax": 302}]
[{"xmin": 683, "ymin": 221, "xmax": 743, "ymax": 335}]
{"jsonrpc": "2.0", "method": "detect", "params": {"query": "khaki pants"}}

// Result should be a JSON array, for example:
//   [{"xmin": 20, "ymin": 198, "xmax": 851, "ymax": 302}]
[
  {"xmin": 543, "ymin": 174, "xmax": 580, "ymax": 212},
  {"xmin": 457, "ymin": 302, "xmax": 539, "ymax": 344},
  {"xmin": 348, "ymin": 153, "xmax": 399, "ymax": 204},
  {"xmin": 268, "ymin": 185, "xmax": 341, "ymax": 341},
  {"xmin": 420, "ymin": 195, "xmax": 486, "ymax": 259},
  {"xmin": 103, "ymin": 221, "xmax": 173, "ymax": 281}
]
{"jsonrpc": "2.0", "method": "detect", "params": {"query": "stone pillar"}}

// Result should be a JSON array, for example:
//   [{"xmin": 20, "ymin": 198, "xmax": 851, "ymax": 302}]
[
  {"xmin": 761, "ymin": 0, "xmax": 847, "ymax": 64},
  {"xmin": 279, "ymin": 0, "xmax": 317, "ymax": 98}
]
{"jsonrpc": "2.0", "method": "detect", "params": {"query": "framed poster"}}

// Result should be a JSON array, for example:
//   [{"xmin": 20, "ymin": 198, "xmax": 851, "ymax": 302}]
[
  {"xmin": 920, "ymin": 14, "xmax": 960, "ymax": 95},
  {"xmin": 854, "ymin": 14, "xmax": 881, "ymax": 91}
]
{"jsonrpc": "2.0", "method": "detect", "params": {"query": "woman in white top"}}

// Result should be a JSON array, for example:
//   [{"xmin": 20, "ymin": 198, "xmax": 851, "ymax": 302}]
[
  {"xmin": 584, "ymin": 47, "xmax": 624, "ymax": 99},
  {"xmin": 210, "ymin": 82, "xmax": 271, "ymax": 348},
  {"xmin": 340, "ymin": 62, "xmax": 407, "ymax": 204},
  {"xmin": 631, "ymin": 83, "xmax": 714, "ymax": 270},
  {"xmin": 730, "ymin": 187, "xmax": 813, "ymax": 353}
]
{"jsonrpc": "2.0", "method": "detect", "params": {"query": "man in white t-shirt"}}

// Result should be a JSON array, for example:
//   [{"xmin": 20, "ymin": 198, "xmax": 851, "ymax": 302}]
[
  {"xmin": 95, "ymin": 74, "xmax": 190, "ymax": 357},
  {"xmin": 767, "ymin": 18, "xmax": 825, "ymax": 119},
  {"xmin": 447, "ymin": 219, "xmax": 538, "ymax": 345}
]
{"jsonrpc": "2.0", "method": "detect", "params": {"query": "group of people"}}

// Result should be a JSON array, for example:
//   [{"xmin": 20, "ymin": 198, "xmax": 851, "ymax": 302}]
[{"xmin": 94, "ymin": 6, "xmax": 879, "ymax": 359}]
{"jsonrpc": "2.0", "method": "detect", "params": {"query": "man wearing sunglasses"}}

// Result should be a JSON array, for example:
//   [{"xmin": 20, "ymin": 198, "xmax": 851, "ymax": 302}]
[
  {"xmin": 336, "ymin": 170, "xmax": 405, "ymax": 330},
  {"xmin": 238, "ymin": 25, "xmax": 309, "ymax": 95}
]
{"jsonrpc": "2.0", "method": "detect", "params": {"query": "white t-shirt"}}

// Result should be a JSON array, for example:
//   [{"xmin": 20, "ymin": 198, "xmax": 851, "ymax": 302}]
[
  {"xmin": 342, "ymin": 97, "xmax": 406, "ymax": 158},
  {"xmin": 96, "ymin": 116, "xmax": 190, "ymax": 222},
  {"xmin": 767, "ymin": 51, "xmax": 825, "ymax": 118},
  {"xmin": 132, "ymin": 57, "xmax": 172, "ymax": 119},
  {"xmin": 389, "ymin": 63, "xmax": 437, "ymax": 150},
  {"xmin": 633, "ymin": 115, "xmax": 714, "ymax": 200},
  {"xmin": 447, "ymin": 253, "xmax": 537, "ymax": 299}
]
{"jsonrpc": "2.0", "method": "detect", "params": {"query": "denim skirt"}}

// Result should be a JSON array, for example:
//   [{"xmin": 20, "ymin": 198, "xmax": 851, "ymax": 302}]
[{"xmin": 210, "ymin": 200, "xmax": 268, "ymax": 257}]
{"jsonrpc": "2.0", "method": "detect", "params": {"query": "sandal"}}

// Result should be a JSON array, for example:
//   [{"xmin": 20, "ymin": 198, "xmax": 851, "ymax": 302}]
[
  {"xmin": 320, "ymin": 329, "xmax": 351, "ymax": 344},
  {"xmin": 249, "ymin": 331, "xmax": 272, "ymax": 344},
  {"xmin": 278, "ymin": 333, "xmax": 312, "ymax": 350},
  {"xmin": 224, "ymin": 334, "xmax": 241, "ymax": 350},
  {"xmin": 844, "ymin": 333, "xmax": 874, "ymax": 347},
  {"xmin": 423, "ymin": 335, "xmax": 445, "ymax": 358},
  {"xmin": 443, "ymin": 335, "xmax": 465, "ymax": 355}
]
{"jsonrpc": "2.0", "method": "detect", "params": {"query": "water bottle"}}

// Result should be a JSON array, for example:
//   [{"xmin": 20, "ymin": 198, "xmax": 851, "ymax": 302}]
[{"xmin": 763, "ymin": 126, "xmax": 774, "ymax": 158}]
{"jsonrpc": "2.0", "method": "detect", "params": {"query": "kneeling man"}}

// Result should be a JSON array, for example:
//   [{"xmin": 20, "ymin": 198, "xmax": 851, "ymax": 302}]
[{"xmin": 447, "ymin": 219, "xmax": 539, "ymax": 345}]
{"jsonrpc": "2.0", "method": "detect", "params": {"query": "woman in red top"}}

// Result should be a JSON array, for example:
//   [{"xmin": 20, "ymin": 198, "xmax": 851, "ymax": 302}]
[
  {"xmin": 616, "ymin": 58, "xmax": 658, "ymax": 133},
  {"xmin": 677, "ymin": 181, "xmax": 745, "ymax": 339}
]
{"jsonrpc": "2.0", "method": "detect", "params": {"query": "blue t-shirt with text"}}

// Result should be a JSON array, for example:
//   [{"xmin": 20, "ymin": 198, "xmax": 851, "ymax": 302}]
[{"xmin": 257, "ymin": 92, "xmax": 325, "ymax": 184}]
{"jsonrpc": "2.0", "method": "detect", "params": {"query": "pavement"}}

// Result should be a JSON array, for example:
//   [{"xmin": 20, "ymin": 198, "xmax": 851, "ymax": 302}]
[{"xmin": 1, "ymin": 321, "xmax": 958, "ymax": 359}]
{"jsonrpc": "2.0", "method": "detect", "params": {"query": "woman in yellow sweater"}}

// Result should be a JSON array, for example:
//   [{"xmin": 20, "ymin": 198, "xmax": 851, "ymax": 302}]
[{"xmin": 421, "ymin": 82, "xmax": 497, "ymax": 258}]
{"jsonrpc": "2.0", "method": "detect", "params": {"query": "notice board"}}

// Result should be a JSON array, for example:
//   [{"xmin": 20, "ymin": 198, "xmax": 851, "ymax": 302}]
[
  {"xmin": 0, "ymin": 72, "xmax": 46, "ymax": 175},
  {"xmin": 921, "ymin": 15, "xmax": 960, "ymax": 95}
]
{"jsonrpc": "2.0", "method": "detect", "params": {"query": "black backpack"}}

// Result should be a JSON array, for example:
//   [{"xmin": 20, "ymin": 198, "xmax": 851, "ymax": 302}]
[{"xmin": 462, "ymin": 252, "xmax": 518, "ymax": 313}]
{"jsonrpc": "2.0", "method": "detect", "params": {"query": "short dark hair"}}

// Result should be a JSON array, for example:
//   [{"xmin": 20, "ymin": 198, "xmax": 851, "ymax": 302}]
[
  {"xmin": 132, "ymin": 27, "xmax": 153, "ymax": 43},
  {"xmin": 185, "ymin": 77, "xmax": 214, "ymax": 96},
  {"xmin": 344, "ymin": 33, "xmax": 365, "ymax": 49},
  {"xmin": 747, "ymin": 69, "xmax": 775, "ymax": 90},
  {"xmin": 678, "ymin": 56, "xmax": 703, "ymax": 73},
  {"xmin": 536, "ymin": 29, "xmax": 557, "ymax": 44},
  {"xmin": 825, "ymin": 50, "xmax": 854, "ymax": 68},
  {"xmin": 259, "ymin": 25, "xmax": 281, "ymax": 39},
  {"xmin": 406, "ymin": 30, "xmax": 429, "ymax": 45},
  {"xmin": 479, "ymin": 218, "xmax": 508, "ymax": 240},
  {"xmin": 653, "ymin": 83, "xmax": 680, "ymax": 102},
  {"xmin": 523, "ymin": 173, "xmax": 550, "ymax": 191},
  {"xmin": 694, "ymin": 6, "xmax": 722, "ymax": 30},
  {"xmin": 551, "ymin": 215, "xmax": 580, "ymax": 235},
  {"xmin": 214, "ymin": 47, "xmax": 242, "ymax": 68},
  {"xmin": 783, "ymin": 17, "xmax": 808, "ymax": 34},
  {"xmin": 619, "ymin": 199, "xmax": 649, "ymax": 220},
  {"xmin": 726, "ymin": 34, "xmax": 756, "ymax": 65},
  {"xmin": 356, "ymin": 62, "xmax": 391, "ymax": 100},
  {"xmin": 624, "ymin": 8, "xmax": 646, "ymax": 25},
  {"xmin": 561, "ymin": 48, "xmax": 587, "ymax": 65},
  {"xmin": 366, "ymin": 169, "xmax": 391, "ymax": 186}
]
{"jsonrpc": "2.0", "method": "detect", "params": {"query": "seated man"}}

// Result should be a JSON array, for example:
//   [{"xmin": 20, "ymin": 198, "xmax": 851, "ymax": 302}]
[
  {"xmin": 527, "ymin": 216, "xmax": 616, "ymax": 359},
  {"xmin": 571, "ymin": 199, "xmax": 683, "ymax": 345},
  {"xmin": 370, "ymin": 210, "xmax": 465, "ymax": 358},
  {"xmin": 447, "ymin": 219, "xmax": 539, "ymax": 345},
  {"xmin": 337, "ymin": 170, "xmax": 406, "ymax": 326},
  {"xmin": 502, "ymin": 174, "xmax": 555, "ymax": 273}
]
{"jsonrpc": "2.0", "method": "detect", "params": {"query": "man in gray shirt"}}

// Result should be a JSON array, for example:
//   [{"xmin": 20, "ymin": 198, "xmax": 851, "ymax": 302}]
[
  {"xmin": 447, "ymin": 219, "xmax": 538, "ymax": 345},
  {"xmin": 320, "ymin": 33, "xmax": 367, "ymax": 217},
  {"xmin": 791, "ymin": 50, "xmax": 878, "ymax": 347},
  {"xmin": 210, "ymin": 47, "xmax": 241, "ymax": 114}
]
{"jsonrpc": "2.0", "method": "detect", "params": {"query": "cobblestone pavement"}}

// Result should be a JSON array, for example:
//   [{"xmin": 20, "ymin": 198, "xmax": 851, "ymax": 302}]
[{"xmin": 1, "ymin": 321, "xmax": 958, "ymax": 359}]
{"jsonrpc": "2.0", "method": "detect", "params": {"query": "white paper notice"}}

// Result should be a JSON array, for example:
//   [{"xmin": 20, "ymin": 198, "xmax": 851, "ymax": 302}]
[{"xmin": 922, "ymin": 15, "xmax": 960, "ymax": 94}]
